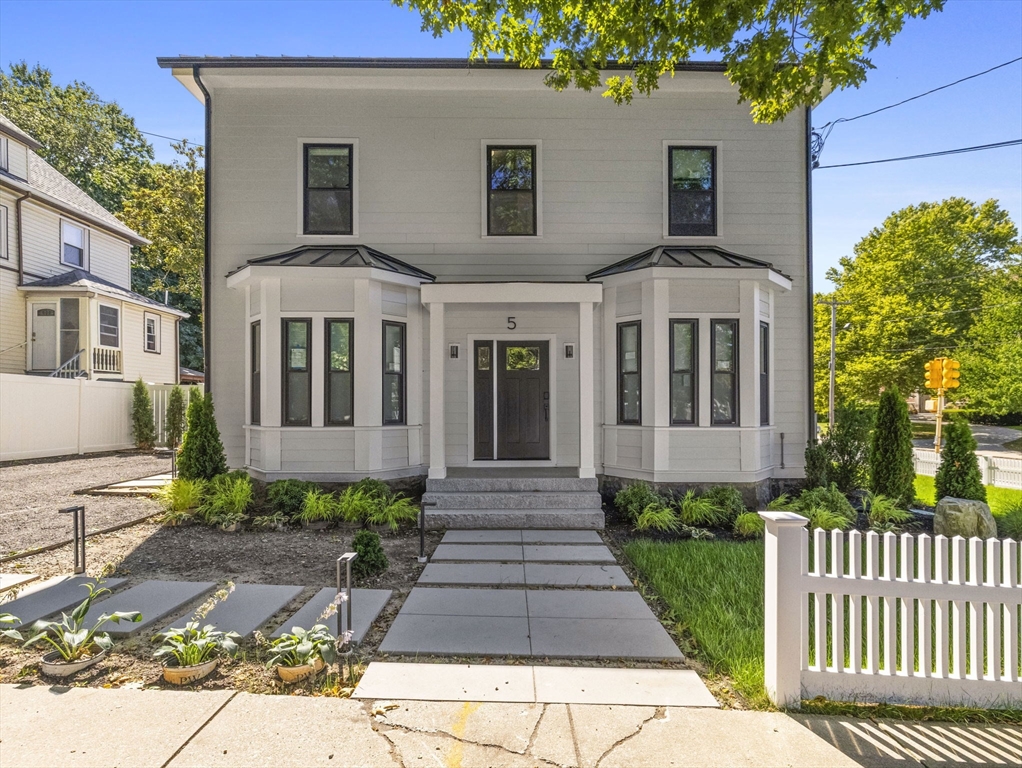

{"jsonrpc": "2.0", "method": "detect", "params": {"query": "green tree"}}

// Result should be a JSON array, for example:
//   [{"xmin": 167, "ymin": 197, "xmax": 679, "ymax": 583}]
[
  {"xmin": 825, "ymin": 404, "xmax": 874, "ymax": 493},
  {"xmin": 400, "ymin": 0, "xmax": 943, "ymax": 122},
  {"xmin": 0, "ymin": 62, "xmax": 153, "ymax": 211},
  {"xmin": 120, "ymin": 142, "xmax": 205, "ymax": 369},
  {"xmin": 869, "ymin": 388, "xmax": 915, "ymax": 508},
  {"xmin": 934, "ymin": 416, "xmax": 986, "ymax": 503},
  {"xmin": 178, "ymin": 392, "xmax": 227, "ymax": 481},
  {"xmin": 130, "ymin": 378, "xmax": 157, "ymax": 451},
  {"xmin": 815, "ymin": 198, "xmax": 1021, "ymax": 409},
  {"xmin": 164, "ymin": 385, "xmax": 187, "ymax": 449}
]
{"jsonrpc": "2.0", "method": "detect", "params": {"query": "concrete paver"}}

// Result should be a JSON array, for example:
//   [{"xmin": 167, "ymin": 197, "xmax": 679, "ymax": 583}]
[
  {"xmin": 270, "ymin": 587, "xmax": 392, "ymax": 643},
  {"xmin": 533, "ymin": 667, "xmax": 718, "ymax": 707},
  {"xmin": 0, "ymin": 684, "xmax": 232, "ymax": 768},
  {"xmin": 418, "ymin": 562, "xmax": 526, "ymax": 585},
  {"xmin": 526, "ymin": 589, "xmax": 654, "ymax": 619},
  {"xmin": 530, "ymin": 704, "xmax": 580, "ymax": 767},
  {"xmin": 524, "ymin": 563, "xmax": 632, "ymax": 587},
  {"xmin": 530, "ymin": 617, "xmax": 684, "ymax": 659},
  {"xmin": 523, "ymin": 544, "xmax": 616, "ymax": 562},
  {"xmin": 441, "ymin": 530, "xmax": 523, "ymax": 543},
  {"xmin": 430, "ymin": 543, "xmax": 525, "ymax": 561},
  {"xmin": 379, "ymin": 613, "xmax": 532, "ymax": 656},
  {"xmin": 168, "ymin": 692, "xmax": 399, "ymax": 768},
  {"xmin": 161, "ymin": 583, "xmax": 303, "ymax": 638},
  {"xmin": 354, "ymin": 662, "xmax": 535, "ymax": 702},
  {"xmin": 522, "ymin": 530, "xmax": 603, "ymax": 544},
  {"xmin": 85, "ymin": 580, "xmax": 215, "ymax": 637},
  {"xmin": 400, "ymin": 587, "xmax": 528, "ymax": 617},
  {"xmin": 0, "ymin": 573, "xmax": 38, "ymax": 593},
  {"xmin": 2, "ymin": 576, "xmax": 127, "ymax": 629},
  {"xmin": 377, "ymin": 700, "xmax": 544, "ymax": 754}
]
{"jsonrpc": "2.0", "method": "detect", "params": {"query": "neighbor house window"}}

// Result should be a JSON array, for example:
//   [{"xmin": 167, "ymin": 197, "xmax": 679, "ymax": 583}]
[
  {"xmin": 670, "ymin": 319, "xmax": 697, "ymax": 425},
  {"xmin": 250, "ymin": 322, "xmax": 261, "ymax": 425},
  {"xmin": 282, "ymin": 318, "xmax": 312, "ymax": 426},
  {"xmin": 486, "ymin": 145, "xmax": 536, "ymax": 236},
  {"xmin": 617, "ymin": 321, "xmax": 641, "ymax": 424},
  {"xmin": 0, "ymin": 206, "xmax": 7, "ymax": 259},
  {"xmin": 760, "ymin": 322, "xmax": 769, "ymax": 425},
  {"xmin": 98, "ymin": 305, "xmax": 119, "ymax": 347},
  {"xmin": 303, "ymin": 144, "xmax": 353, "ymax": 235},
  {"xmin": 326, "ymin": 319, "xmax": 354, "ymax": 426},
  {"xmin": 144, "ymin": 312, "xmax": 161, "ymax": 353},
  {"xmin": 711, "ymin": 319, "xmax": 738, "ymax": 425},
  {"xmin": 0, "ymin": 137, "xmax": 8, "ymax": 171},
  {"xmin": 61, "ymin": 221, "xmax": 88, "ymax": 268},
  {"xmin": 382, "ymin": 321, "xmax": 405, "ymax": 425},
  {"xmin": 668, "ymin": 146, "xmax": 717, "ymax": 236}
]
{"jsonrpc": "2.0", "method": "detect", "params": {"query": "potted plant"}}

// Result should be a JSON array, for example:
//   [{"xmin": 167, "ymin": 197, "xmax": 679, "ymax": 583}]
[
  {"xmin": 15, "ymin": 583, "xmax": 141, "ymax": 677},
  {"xmin": 266, "ymin": 624, "xmax": 337, "ymax": 682},
  {"xmin": 153, "ymin": 621, "xmax": 240, "ymax": 685},
  {"xmin": 298, "ymin": 489, "xmax": 338, "ymax": 530}
]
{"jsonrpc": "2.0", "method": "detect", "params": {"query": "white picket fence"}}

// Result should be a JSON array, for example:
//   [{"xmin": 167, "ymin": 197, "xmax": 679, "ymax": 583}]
[
  {"xmin": 762, "ymin": 512, "xmax": 1021, "ymax": 709},
  {"xmin": 914, "ymin": 447, "xmax": 1022, "ymax": 491},
  {"xmin": 0, "ymin": 373, "xmax": 201, "ymax": 461}
]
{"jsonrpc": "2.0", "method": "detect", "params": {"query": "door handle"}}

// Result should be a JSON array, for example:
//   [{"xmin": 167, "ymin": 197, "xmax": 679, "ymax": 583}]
[{"xmin": 543, "ymin": 391, "xmax": 549, "ymax": 422}]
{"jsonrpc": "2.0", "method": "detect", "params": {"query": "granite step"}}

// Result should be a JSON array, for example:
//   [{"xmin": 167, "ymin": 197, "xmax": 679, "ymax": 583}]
[
  {"xmin": 425, "ymin": 476, "xmax": 598, "ymax": 493},
  {"xmin": 422, "ymin": 491, "xmax": 603, "ymax": 510},
  {"xmin": 425, "ymin": 509, "xmax": 604, "ymax": 530},
  {"xmin": 161, "ymin": 583, "xmax": 304, "ymax": 638}
]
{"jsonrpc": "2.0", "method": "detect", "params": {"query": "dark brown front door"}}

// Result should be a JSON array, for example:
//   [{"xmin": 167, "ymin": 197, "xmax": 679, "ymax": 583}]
[{"xmin": 496, "ymin": 341, "xmax": 550, "ymax": 460}]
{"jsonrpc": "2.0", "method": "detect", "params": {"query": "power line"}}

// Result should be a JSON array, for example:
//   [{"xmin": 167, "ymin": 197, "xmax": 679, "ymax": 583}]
[
  {"xmin": 814, "ymin": 139, "xmax": 1022, "ymax": 169},
  {"xmin": 139, "ymin": 129, "xmax": 203, "ymax": 147}
]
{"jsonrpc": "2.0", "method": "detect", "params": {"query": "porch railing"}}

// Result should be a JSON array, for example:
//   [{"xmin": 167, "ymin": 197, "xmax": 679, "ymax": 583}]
[
  {"xmin": 49, "ymin": 350, "xmax": 86, "ymax": 379},
  {"xmin": 92, "ymin": 347, "xmax": 122, "ymax": 374}
]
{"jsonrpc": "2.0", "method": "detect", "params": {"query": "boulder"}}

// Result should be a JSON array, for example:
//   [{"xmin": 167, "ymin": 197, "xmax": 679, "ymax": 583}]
[{"xmin": 933, "ymin": 497, "xmax": 997, "ymax": 539}]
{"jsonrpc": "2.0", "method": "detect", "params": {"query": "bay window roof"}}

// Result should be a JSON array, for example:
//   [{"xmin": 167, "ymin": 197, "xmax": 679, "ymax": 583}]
[
  {"xmin": 586, "ymin": 245, "xmax": 790, "ymax": 281},
  {"xmin": 228, "ymin": 245, "xmax": 435, "ymax": 281}
]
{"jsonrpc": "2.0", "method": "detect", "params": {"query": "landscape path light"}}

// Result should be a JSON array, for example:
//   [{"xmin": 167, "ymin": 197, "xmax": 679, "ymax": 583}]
[
  {"xmin": 418, "ymin": 500, "xmax": 436, "ymax": 563},
  {"xmin": 58, "ymin": 505, "xmax": 86, "ymax": 575},
  {"xmin": 336, "ymin": 552, "xmax": 357, "ymax": 681}
]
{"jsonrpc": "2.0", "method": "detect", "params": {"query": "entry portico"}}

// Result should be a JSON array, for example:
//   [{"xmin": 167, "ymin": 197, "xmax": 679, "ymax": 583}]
[{"xmin": 421, "ymin": 282, "xmax": 603, "ymax": 481}]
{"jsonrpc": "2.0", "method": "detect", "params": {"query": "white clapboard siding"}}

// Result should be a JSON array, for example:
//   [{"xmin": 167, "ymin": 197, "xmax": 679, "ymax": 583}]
[
  {"xmin": 914, "ymin": 447, "xmax": 1022, "ymax": 491},
  {"xmin": 762, "ymin": 512, "xmax": 1021, "ymax": 709}
]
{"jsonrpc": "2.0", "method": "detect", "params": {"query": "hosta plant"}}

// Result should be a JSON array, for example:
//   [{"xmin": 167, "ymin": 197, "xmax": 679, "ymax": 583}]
[
  {"xmin": 21, "ymin": 583, "xmax": 141, "ymax": 661},
  {"xmin": 266, "ymin": 624, "xmax": 338, "ymax": 669},
  {"xmin": 1, "ymin": 613, "xmax": 22, "ymax": 642},
  {"xmin": 153, "ymin": 622, "xmax": 240, "ymax": 668},
  {"xmin": 252, "ymin": 511, "xmax": 289, "ymax": 531}
]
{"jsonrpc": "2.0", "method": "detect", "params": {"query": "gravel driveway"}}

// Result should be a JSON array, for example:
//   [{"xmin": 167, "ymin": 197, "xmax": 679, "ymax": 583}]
[{"xmin": 0, "ymin": 451, "xmax": 167, "ymax": 556}]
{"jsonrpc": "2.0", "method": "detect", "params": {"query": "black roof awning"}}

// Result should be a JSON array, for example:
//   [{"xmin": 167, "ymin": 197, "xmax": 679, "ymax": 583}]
[
  {"xmin": 586, "ymin": 246, "xmax": 789, "ymax": 281},
  {"xmin": 228, "ymin": 245, "xmax": 435, "ymax": 281}
]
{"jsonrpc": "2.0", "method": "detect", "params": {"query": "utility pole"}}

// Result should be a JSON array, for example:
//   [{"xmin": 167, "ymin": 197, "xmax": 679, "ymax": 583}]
[{"xmin": 816, "ymin": 299, "xmax": 850, "ymax": 433}]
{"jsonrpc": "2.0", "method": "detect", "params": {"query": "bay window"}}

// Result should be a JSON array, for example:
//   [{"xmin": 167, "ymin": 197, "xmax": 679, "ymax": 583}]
[
  {"xmin": 326, "ymin": 319, "xmax": 354, "ymax": 426},
  {"xmin": 711, "ymin": 319, "xmax": 738, "ymax": 425},
  {"xmin": 670, "ymin": 319, "xmax": 697, "ymax": 424},
  {"xmin": 617, "ymin": 321, "xmax": 641, "ymax": 424},
  {"xmin": 383, "ymin": 321, "xmax": 405, "ymax": 425}
]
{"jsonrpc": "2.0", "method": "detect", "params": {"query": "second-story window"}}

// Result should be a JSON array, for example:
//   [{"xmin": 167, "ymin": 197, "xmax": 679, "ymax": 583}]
[
  {"xmin": 144, "ymin": 313, "xmax": 161, "ymax": 353},
  {"xmin": 304, "ymin": 144, "xmax": 353, "ymax": 235},
  {"xmin": 61, "ymin": 221, "xmax": 88, "ymax": 268},
  {"xmin": 668, "ymin": 147, "xmax": 717, "ymax": 236},
  {"xmin": 487, "ymin": 145, "xmax": 536, "ymax": 236},
  {"xmin": 0, "ymin": 137, "xmax": 8, "ymax": 171}
]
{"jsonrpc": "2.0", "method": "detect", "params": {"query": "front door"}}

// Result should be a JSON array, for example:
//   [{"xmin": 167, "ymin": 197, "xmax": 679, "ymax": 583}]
[
  {"xmin": 496, "ymin": 341, "xmax": 550, "ymax": 460},
  {"xmin": 31, "ymin": 303, "xmax": 57, "ymax": 370}
]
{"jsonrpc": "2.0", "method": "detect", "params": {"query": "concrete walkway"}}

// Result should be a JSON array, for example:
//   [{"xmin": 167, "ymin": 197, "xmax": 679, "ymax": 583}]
[{"xmin": 0, "ymin": 684, "xmax": 865, "ymax": 768}]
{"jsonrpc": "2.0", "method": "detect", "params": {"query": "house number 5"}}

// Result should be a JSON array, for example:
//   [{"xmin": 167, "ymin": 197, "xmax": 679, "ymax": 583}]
[{"xmin": 507, "ymin": 317, "xmax": 517, "ymax": 330}]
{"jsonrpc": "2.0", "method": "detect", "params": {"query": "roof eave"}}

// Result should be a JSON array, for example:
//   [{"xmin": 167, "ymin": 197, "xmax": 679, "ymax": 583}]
[
  {"xmin": 226, "ymin": 263, "xmax": 433, "ymax": 290},
  {"xmin": 157, "ymin": 56, "xmax": 726, "ymax": 72},
  {"xmin": 19, "ymin": 281, "xmax": 190, "ymax": 317},
  {"xmin": 0, "ymin": 122, "xmax": 43, "ymax": 151}
]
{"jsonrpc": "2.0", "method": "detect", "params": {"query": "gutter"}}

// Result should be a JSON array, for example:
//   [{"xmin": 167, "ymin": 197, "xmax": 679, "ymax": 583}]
[
  {"xmin": 14, "ymin": 191, "xmax": 29, "ymax": 286},
  {"xmin": 805, "ymin": 105, "xmax": 816, "ymax": 446},
  {"xmin": 194, "ymin": 65, "xmax": 212, "ymax": 393}
]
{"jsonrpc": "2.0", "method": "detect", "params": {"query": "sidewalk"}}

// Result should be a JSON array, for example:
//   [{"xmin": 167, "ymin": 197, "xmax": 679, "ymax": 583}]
[{"xmin": 1, "ymin": 683, "xmax": 860, "ymax": 768}]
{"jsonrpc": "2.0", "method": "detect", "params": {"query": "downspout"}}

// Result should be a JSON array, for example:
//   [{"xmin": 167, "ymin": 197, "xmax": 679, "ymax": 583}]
[
  {"xmin": 14, "ymin": 191, "xmax": 29, "ymax": 285},
  {"xmin": 804, "ymin": 106, "xmax": 816, "ymax": 448},
  {"xmin": 193, "ymin": 65, "xmax": 212, "ymax": 394}
]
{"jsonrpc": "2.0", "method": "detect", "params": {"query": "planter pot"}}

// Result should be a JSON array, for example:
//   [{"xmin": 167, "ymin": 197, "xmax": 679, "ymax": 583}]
[
  {"xmin": 221, "ymin": 522, "xmax": 243, "ymax": 532},
  {"xmin": 303, "ymin": 521, "xmax": 331, "ymax": 531},
  {"xmin": 163, "ymin": 658, "xmax": 218, "ymax": 685},
  {"xmin": 276, "ymin": 656, "xmax": 325, "ymax": 683},
  {"xmin": 40, "ymin": 648, "xmax": 107, "ymax": 677}
]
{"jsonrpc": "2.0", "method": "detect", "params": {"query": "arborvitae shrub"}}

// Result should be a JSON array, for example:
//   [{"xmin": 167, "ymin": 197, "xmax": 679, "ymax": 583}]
[
  {"xmin": 165, "ymin": 384, "xmax": 186, "ymax": 448},
  {"xmin": 934, "ymin": 415, "xmax": 987, "ymax": 503},
  {"xmin": 131, "ymin": 378, "xmax": 157, "ymax": 450},
  {"xmin": 869, "ymin": 387, "xmax": 916, "ymax": 509},
  {"xmin": 351, "ymin": 529, "xmax": 388, "ymax": 579},
  {"xmin": 178, "ymin": 392, "xmax": 228, "ymax": 481},
  {"xmin": 826, "ymin": 405, "xmax": 873, "ymax": 493}
]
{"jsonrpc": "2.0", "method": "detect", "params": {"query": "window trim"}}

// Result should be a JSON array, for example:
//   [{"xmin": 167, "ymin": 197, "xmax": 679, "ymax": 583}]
[
  {"xmin": 616, "ymin": 320, "xmax": 642, "ymax": 425},
  {"xmin": 662, "ymin": 141, "xmax": 722, "ymax": 239},
  {"xmin": 143, "ymin": 312, "xmax": 161, "ymax": 354},
  {"xmin": 97, "ymin": 303, "xmax": 120, "ymax": 348},
  {"xmin": 325, "ymin": 317, "xmax": 355, "ymax": 427},
  {"xmin": 481, "ymin": 140, "xmax": 542, "ymax": 238},
  {"xmin": 760, "ymin": 321, "xmax": 770, "ymax": 426},
  {"xmin": 281, "ymin": 317, "xmax": 313, "ymax": 427},
  {"xmin": 710, "ymin": 318, "xmax": 739, "ymax": 426},
  {"xmin": 669, "ymin": 319, "xmax": 698, "ymax": 426},
  {"xmin": 297, "ymin": 138, "xmax": 358, "ymax": 238},
  {"xmin": 250, "ymin": 321, "xmax": 261, "ymax": 426},
  {"xmin": 59, "ymin": 219, "xmax": 89, "ymax": 269},
  {"xmin": 0, "ymin": 205, "xmax": 8, "ymax": 259},
  {"xmin": 382, "ymin": 320, "xmax": 406, "ymax": 425}
]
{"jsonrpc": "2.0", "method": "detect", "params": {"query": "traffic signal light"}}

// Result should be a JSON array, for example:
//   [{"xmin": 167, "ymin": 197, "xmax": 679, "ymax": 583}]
[
  {"xmin": 924, "ymin": 358, "xmax": 944, "ymax": 389},
  {"xmin": 942, "ymin": 358, "xmax": 961, "ymax": 388}
]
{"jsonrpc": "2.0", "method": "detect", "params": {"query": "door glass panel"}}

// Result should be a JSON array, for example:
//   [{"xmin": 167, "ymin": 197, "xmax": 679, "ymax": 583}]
[
  {"xmin": 477, "ymin": 344, "xmax": 491, "ymax": 371},
  {"xmin": 506, "ymin": 346, "xmax": 540, "ymax": 371}
]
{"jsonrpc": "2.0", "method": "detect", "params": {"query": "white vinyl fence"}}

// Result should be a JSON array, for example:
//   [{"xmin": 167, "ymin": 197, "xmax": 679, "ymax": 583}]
[
  {"xmin": 914, "ymin": 447, "xmax": 1022, "ymax": 491},
  {"xmin": 0, "ymin": 373, "xmax": 201, "ymax": 461},
  {"xmin": 762, "ymin": 512, "xmax": 1021, "ymax": 709}
]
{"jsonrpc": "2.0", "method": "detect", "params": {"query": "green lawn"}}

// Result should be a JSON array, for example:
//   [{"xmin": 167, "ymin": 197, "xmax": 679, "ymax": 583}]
[
  {"xmin": 911, "ymin": 422, "xmax": 937, "ymax": 440},
  {"xmin": 914, "ymin": 474, "xmax": 1022, "ymax": 514}
]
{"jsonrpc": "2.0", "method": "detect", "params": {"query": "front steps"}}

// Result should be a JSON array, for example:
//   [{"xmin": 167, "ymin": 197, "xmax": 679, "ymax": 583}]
[{"xmin": 422, "ymin": 472, "xmax": 605, "ymax": 529}]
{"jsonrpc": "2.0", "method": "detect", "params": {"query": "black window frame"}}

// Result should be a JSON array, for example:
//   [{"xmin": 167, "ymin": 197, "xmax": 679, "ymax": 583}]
[
  {"xmin": 616, "ymin": 321, "xmax": 641, "ymax": 425},
  {"xmin": 760, "ymin": 321, "xmax": 770, "ymax": 426},
  {"xmin": 303, "ymin": 143, "xmax": 354, "ymax": 235},
  {"xmin": 710, "ymin": 318, "xmax": 739, "ymax": 426},
  {"xmin": 325, "ymin": 318, "xmax": 354, "ymax": 427},
  {"xmin": 250, "ymin": 321, "xmax": 261, "ymax": 425},
  {"xmin": 282, "ymin": 318, "xmax": 312, "ymax": 427},
  {"xmin": 382, "ymin": 320, "xmax": 406, "ymax": 425},
  {"xmin": 486, "ymin": 144, "xmax": 537, "ymax": 237},
  {"xmin": 669, "ymin": 319, "xmax": 698, "ymax": 425},
  {"xmin": 667, "ymin": 145, "xmax": 717, "ymax": 237}
]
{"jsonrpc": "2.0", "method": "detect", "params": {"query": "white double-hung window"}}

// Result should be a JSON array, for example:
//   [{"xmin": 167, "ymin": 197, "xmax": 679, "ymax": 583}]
[
  {"xmin": 144, "ymin": 312, "xmax": 161, "ymax": 353},
  {"xmin": 60, "ymin": 220, "xmax": 88, "ymax": 268}
]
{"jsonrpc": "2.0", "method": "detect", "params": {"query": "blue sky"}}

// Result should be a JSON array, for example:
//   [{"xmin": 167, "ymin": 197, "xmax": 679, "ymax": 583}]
[{"xmin": 1, "ymin": 0, "xmax": 1019, "ymax": 291}]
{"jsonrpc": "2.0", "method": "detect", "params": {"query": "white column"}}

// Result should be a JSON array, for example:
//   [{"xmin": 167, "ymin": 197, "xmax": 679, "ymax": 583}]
[
  {"xmin": 651, "ymin": 279, "xmax": 669, "ymax": 472},
  {"xmin": 601, "ymin": 287, "xmax": 617, "ymax": 469},
  {"xmin": 406, "ymin": 285, "xmax": 424, "ymax": 469},
  {"xmin": 761, "ymin": 511, "xmax": 808, "ymax": 708},
  {"xmin": 428, "ymin": 302, "xmax": 446, "ymax": 479},
  {"xmin": 578, "ymin": 301, "xmax": 595, "ymax": 479},
  {"xmin": 261, "ymin": 278, "xmax": 281, "ymax": 472}
]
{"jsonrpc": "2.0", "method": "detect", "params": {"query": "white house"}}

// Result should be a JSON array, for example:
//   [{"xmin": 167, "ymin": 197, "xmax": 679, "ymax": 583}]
[
  {"xmin": 160, "ymin": 57, "xmax": 815, "ymax": 526},
  {"xmin": 0, "ymin": 113, "xmax": 186, "ymax": 384}
]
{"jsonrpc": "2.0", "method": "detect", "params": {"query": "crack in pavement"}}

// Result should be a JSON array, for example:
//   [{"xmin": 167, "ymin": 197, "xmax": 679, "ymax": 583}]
[{"xmin": 593, "ymin": 706, "xmax": 666, "ymax": 768}]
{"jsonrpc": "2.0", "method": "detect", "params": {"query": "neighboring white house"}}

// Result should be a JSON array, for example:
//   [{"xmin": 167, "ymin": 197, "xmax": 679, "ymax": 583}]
[
  {"xmin": 0, "ymin": 113, "xmax": 186, "ymax": 384},
  {"xmin": 160, "ymin": 57, "xmax": 815, "ymax": 517}
]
